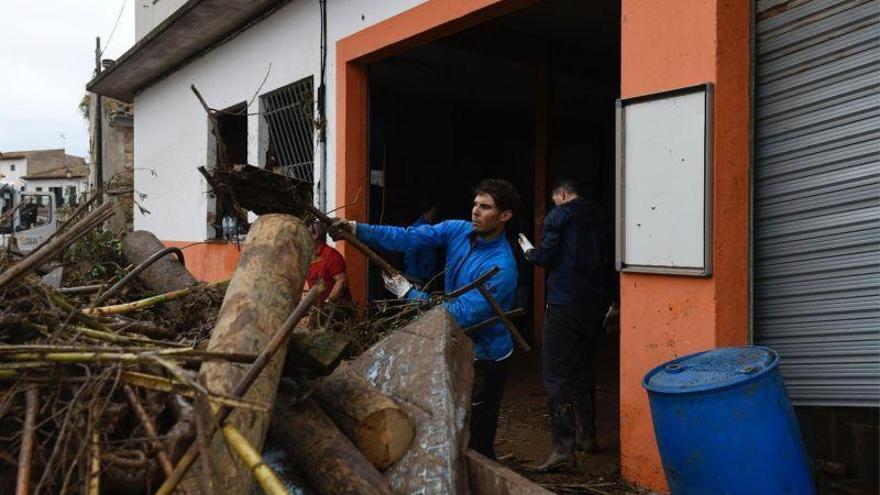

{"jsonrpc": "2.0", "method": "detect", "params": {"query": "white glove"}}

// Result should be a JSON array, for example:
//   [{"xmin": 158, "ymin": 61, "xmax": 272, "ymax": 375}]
[
  {"xmin": 382, "ymin": 272, "xmax": 413, "ymax": 299},
  {"xmin": 517, "ymin": 233, "xmax": 535, "ymax": 255}
]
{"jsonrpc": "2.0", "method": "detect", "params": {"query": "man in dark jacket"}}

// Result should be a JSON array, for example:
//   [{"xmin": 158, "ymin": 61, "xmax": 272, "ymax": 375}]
[
  {"xmin": 518, "ymin": 179, "xmax": 611, "ymax": 472},
  {"xmin": 331, "ymin": 179, "xmax": 520, "ymax": 459},
  {"xmin": 403, "ymin": 200, "xmax": 441, "ymax": 284}
]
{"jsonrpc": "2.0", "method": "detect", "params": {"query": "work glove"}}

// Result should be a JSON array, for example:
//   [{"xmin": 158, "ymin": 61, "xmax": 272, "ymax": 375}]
[
  {"xmin": 517, "ymin": 233, "xmax": 535, "ymax": 255},
  {"xmin": 382, "ymin": 271, "xmax": 413, "ymax": 299},
  {"xmin": 603, "ymin": 301, "xmax": 620, "ymax": 335},
  {"xmin": 328, "ymin": 218, "xmax": 356, "ymax": 241}
]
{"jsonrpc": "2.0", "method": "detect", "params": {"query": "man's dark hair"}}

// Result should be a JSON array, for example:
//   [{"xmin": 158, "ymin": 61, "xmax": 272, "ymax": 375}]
[
  {"xmin": 552, "ymin": 178, "xmax": 579, "ymax": 196},
  {"xmin": 474, "ymin": 179, "xmax": 521, "ymax": 215},
  {"xmin": 310, "ymin": 219, "xmax": 327, "ymax": 240}
]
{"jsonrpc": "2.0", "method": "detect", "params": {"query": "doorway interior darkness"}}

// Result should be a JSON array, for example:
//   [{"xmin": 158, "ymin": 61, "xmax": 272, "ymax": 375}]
[{"xmin": 366, "ymin": 0, "xmax": 622, "ymax": 450}]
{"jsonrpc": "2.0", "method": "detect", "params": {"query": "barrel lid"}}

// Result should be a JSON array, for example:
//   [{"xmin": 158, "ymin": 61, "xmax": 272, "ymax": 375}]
[{"xmin": 643, "ymin": 346, "xmax": 778, "ymax": 394}]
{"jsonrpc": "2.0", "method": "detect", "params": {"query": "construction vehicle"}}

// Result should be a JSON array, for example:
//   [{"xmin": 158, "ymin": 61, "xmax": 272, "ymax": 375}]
[{"xmin": 0, "ymin": 181, "xmax": 58, "ymax": 254}]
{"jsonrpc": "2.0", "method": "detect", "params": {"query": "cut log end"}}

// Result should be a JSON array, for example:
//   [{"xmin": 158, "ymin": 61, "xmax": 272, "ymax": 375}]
[
  {"xmin": 358, "ymin": 407, "xmax": 416, "ymax": 470},
  {"xmin": 314, "ymin": 368, "xmax": 416, "ymax": 470}
]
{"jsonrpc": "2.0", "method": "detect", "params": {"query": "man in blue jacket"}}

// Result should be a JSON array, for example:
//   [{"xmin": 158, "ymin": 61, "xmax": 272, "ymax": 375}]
[
  {"xmin": 331, "ymin": 179, "xmax": 520, "ymax": 460},
  {"xmin": 518, "ymin": 179, "xmax": 612, "ymax": 472}
]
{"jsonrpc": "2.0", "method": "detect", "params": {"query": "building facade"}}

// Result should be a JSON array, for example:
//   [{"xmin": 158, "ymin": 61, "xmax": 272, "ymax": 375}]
[{"xmin": 88, "ymin": 0, "xmax": 879, "ymax": 491}]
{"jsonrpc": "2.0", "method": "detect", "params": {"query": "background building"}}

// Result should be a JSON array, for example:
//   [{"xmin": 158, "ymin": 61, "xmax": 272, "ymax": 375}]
[{"xmin": 0, "ymin": 149, "xmax": 89, "ymax": 207}]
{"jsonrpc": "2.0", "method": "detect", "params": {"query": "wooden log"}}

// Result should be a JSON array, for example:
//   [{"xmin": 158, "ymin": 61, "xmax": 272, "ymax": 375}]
[
  {"xmin": 154, "ymin": 284, "xmax": 323, "ymax": 495},
  {"xmin": 272, "ymin": 395, "xmax": 392, "ymax": 495},
  {"xmin": 314, "ymin": 365, "xmax": 414, "ymax": 470},
  {"xmin": 177, "ymin": 214, "xmax": 312, "ymax": 495},
  {"xmin": 123, "ymin": 230, "xmax": 196, "ymax": 290},
  {"xmin": 285, "ymin": 324, "xmax": 352, "ymax": 375},
  {"xmin": 466, "ymin": 450, "xmax": 554, "ymax": 495},
  {"xmin": 123, "ymin": 230, "xmax": 197, "ymax": 320}
]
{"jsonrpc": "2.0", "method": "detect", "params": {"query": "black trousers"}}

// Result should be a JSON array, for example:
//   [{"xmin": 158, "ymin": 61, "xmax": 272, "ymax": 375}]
[
  {"xmin": 542, "ymin": 304, "xmax": 604, "ymax": 405},
  {"xmin": 469, "ymin": 358, "xmax": 509, "ymax": 459}
]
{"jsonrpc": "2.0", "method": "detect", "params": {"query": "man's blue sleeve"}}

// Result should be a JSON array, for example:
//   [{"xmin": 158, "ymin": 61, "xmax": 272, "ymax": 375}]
[
  {"xmin": 528, "ymin": 208, "xmax": 567, "ymax": 267},
  {"xmin": 356, "ymin": 221, "xmax": 450, "ymax": 253}
]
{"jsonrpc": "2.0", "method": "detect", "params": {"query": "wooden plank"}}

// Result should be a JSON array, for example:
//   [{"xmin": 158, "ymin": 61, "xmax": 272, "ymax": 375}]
[{"xmin": 466, "ymin": 450, "xmax": 554, "ymax": 495}]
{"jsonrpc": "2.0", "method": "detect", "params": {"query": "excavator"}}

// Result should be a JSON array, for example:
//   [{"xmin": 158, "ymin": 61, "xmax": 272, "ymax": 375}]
[{"xmin": 0, "ymin": 181, "xmax": 58, "ymax": 254}]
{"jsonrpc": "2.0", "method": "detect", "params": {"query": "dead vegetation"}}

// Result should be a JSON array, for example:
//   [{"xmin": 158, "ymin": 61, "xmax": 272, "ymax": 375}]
[{"xmin": 0, "ymin": 208, "xmax": 236, "ymax": 494}]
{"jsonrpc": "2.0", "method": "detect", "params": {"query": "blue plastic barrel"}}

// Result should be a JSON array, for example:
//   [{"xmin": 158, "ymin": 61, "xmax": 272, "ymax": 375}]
[{"xmin": 643, "ymin": 346, "xmax": 815, "ymax": 495}]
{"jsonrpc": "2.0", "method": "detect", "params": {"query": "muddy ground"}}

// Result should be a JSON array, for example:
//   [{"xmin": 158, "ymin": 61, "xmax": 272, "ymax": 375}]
[{"xmin": 494, "ymin": 347, "xmax": 655, "ymax": 495}]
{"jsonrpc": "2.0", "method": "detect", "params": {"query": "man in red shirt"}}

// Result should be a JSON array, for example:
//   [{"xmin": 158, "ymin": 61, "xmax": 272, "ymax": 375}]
[{"xmin": 305, "ymin": 221, "xmax": 351, "ymax": 303}]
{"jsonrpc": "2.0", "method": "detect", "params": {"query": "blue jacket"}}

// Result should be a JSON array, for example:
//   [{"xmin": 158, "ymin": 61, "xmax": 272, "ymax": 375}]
[
  {"xmin": 403, "ymin": 216, "xmax": 440, "ymax": 282},
  {"xmin": 527, "ymin": 197, "xmax": 611, "ymax": 308},
  {"xmin": 357, "ymin": 220, "xmax": 517, "ymax": 361}
]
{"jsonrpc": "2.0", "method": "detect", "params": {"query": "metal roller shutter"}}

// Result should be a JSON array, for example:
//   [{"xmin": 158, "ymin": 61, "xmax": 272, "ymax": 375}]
[{"xmin": 753, "ymin": 0, "xmax": 880, "ymax": 407}]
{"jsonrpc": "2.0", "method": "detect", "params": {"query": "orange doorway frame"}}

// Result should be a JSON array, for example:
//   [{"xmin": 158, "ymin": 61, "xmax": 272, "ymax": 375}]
[{"xmin": 335, "ymin": 0, "xmax": 545, "ymax": 326}]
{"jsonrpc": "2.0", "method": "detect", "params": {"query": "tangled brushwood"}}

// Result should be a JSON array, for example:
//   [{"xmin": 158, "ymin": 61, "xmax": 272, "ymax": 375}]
[
  {"xmin": 0, "ymin": 274, "xmax": 235, "ymax": 494},
  {"xmin": 0, "ymin": 206, "xmax": 236, "ymax": 494}
]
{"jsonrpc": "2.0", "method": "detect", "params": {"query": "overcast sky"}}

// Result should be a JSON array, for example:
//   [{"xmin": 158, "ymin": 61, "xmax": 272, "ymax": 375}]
[{"xmin": 0, "ymin": 0, "xmax": 135, "ymax": 160}]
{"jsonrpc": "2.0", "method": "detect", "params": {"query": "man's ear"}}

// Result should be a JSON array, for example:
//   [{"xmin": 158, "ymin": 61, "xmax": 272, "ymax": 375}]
[{"xmin": 500, "ymin": 210, "xmax": 513, "ymax": 223}]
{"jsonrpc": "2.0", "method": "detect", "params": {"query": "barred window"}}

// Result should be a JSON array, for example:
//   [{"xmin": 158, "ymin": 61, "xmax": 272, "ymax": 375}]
[{"xmin": 261, "ymin": 76, "xmax": 315, "ymax": 184}]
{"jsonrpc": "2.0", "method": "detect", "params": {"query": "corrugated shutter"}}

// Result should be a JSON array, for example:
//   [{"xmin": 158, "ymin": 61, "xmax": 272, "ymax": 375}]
[{"xmin": 753, "ymin": 0, "xmax": 880, "ymax": 407}]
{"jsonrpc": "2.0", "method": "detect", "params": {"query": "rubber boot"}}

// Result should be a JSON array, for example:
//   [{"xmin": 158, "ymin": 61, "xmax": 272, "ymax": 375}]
[
  {"xmin": 526, "ymin": 402, "xmax": 576, "ymax": 472},
  {"xmin": 574, "ymin": 393, "xmax": 598, "ymax": 453}
]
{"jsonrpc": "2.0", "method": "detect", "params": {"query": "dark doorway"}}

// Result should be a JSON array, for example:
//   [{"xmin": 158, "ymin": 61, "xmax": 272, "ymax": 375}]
[{"xmin": 367, "ymin": 0, "xmax": 622, "ymax": 476}]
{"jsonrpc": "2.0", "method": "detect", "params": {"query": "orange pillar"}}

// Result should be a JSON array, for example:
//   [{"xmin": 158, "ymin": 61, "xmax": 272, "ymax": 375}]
[
  {"xmin": 334, "ymin": 60, "xmax": 369, "ymax": 306},
  {"xmin": 618, "ymin": 0, "xmax": 750, "ymax": 491}
]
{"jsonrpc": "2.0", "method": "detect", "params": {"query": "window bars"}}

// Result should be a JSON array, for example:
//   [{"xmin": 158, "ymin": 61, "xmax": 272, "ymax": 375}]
[{"xmin": 261, "ymin": 77, "xmax": 315, "ymax": 184}]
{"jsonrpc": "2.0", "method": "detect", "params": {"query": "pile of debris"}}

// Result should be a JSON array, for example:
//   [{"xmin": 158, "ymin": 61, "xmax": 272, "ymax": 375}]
[
  {"xmin": 0, "ymin": 204, "xmax": 237, "ymax": 494},
  {"xmin": 1, "ymin": 176, "xmax": 549, "ymax": 494}
]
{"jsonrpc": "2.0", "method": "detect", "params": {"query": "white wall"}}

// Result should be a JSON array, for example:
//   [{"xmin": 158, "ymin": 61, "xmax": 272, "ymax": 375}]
[
  {"xmin": 0, "ymin": 158, "xmax": 27, "ymax": 188},
  {"xmin": 133, "ymin": 0, "xmax": 427, "ymax": 241},
  {"xmin": 135, "ymin": 0, "xmax": 189, "ymax": 40}
]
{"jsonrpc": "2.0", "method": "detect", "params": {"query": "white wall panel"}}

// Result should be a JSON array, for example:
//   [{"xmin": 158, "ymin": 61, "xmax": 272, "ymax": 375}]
[{"xmin": 133, "ymin": 0, "xmax": 427, "ymax": 241}]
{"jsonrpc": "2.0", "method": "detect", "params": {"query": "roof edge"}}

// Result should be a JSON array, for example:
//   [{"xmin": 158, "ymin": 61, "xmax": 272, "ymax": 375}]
[
  {"xmin": 86, "ymin": 0, "xmax": 205, "ymax": 100},
  {"xmin": 86, "ymin": 0, "xmax": 290, "ymax": 102}
]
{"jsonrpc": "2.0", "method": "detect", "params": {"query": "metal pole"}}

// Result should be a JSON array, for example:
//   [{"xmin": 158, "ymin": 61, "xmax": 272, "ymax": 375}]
[
  {"xmin": 317, "ymin": 0, "xmax": 328, "ymax": 210},
  {"xmin": 94, "ymin": 37, "xmax": 104, "ymax": 204}
]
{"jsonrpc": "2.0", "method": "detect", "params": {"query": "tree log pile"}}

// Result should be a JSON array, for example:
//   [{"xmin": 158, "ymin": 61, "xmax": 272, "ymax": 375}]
[{"xmin": 0, "ymin": 170, "xmax": 551, "ymax": 494}]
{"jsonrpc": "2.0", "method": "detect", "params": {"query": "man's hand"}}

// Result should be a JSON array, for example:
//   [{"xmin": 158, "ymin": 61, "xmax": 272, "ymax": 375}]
[
  {"xmin": 517, "ymin": 233, "xmax": 535, "ymax": 255},
  {"xmin": 328, "ymin": 218, "xmax": 356, "ymax": 241},
  {"xmin": 382, "ymin": 271, "xmax": 412, "ymax": 299}
]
